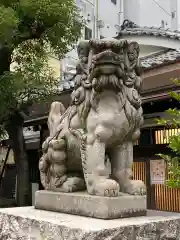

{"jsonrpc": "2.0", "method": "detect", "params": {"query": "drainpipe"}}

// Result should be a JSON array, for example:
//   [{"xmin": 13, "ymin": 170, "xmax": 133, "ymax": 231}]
[
  {"xmin": 94, "ymin": 0, "xmax": 99, "ymax": 39},
  {"xmin": 170, "ymin": 0, "xmax": 178, "ymax": 30},
  {"xmin": 119, "ymin": 0, "xmax": 124, "ymax": 25},
  {"xmin": 92, "ymin": 0, "xmax": 96, "ymax": 38}
]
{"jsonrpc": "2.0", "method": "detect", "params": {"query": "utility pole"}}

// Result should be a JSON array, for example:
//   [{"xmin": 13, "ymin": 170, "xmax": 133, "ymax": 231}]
[{"xmin": 95, "ymin": 0, "xmax": 99, "ymax": 38}]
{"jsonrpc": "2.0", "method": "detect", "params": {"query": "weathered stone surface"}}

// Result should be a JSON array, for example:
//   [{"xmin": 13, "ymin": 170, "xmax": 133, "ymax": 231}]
[
  {"xmin": 35, "ymin": 190, "xmax": 147, "ymax": 219},
  {"xmin": 39, "ymin": 39, "xmax": 146, "ymax": 199},
  {"xmin": 0, "ymin": 207, "xmax": 180, "ymax": 239}
]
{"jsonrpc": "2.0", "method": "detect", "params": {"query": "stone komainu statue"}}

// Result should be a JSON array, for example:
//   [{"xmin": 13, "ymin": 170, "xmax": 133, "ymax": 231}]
[{"xmin": 39, "ymin": 39, "xmax": 146, "ymax": 197}]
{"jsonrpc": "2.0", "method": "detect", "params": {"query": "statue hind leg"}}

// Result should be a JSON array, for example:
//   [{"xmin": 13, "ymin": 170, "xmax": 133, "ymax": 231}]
[
  {"xmin": 110, "ymin": 142, "xmax": 146, "ymax": 195},
  {"xmin": 40, "ymin": 102, "xmax": 85, "ymax": 192}
]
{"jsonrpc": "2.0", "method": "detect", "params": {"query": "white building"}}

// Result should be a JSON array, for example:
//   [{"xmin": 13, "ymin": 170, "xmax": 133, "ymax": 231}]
[
  {"xmin": 60, "ymin": 0, "xmax": 180, "ymax": 80},
  {"xmin": 124, "ymin": 0, "xmax": 179, "ymax": 30},
  {"xmin": 74, "ymin": 0, "xmax": 123, "ymax": 40},
  {"xmin": 61, "ymin": 0, "xmax": 124, "ymax": 80}
]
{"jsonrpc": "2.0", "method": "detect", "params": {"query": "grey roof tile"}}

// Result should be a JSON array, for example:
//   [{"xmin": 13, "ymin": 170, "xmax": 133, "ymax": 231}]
[
  {"xmin": 58, "ymin": 49, "xmax": 180, "ymax": 92},
  {"xmin": 118, "ymin": 20, "xmax": 180, "ymax": 40},
  {"xmin": 59, "ymin": 21, "xmax": 180, "ymax": 92},
  {"xmin": 140, "ymin": 49, "xmax": 180, "ymax": 69}
]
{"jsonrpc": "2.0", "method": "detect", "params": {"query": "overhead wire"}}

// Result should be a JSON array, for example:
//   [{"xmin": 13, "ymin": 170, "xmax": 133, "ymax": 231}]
[{"xmin": 151, "ymin": 0, "xmax": 172, "ymax": 17}]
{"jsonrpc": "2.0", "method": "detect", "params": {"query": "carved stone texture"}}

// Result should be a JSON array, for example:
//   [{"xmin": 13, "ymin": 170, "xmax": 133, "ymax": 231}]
[
  {"xmin": 121, "ymin": 19, "xmax": 140, "ymax": 30},
  {"xmin": 1, "ymin": 207, "xmax": 180, "ymax": 240},
  {"xmin": 39, "ymin": 39, "xmax": 145, "ymax": 198},
  {"xmin": 35, "ymin": 190, "xmax": 147, "ymax": 219}
]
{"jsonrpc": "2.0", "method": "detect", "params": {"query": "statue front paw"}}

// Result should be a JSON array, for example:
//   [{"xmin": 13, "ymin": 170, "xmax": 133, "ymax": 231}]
[
  {"xmin": 61, "ymin": 177, "xmax": 85, "ymax": 192},
  {"xmin": 124, "ymin": 180, "xmax": 146, "ymax": 196},
  {"xmin": 89, "ymin": 179, "xmax": 120, "ymax": 197}
]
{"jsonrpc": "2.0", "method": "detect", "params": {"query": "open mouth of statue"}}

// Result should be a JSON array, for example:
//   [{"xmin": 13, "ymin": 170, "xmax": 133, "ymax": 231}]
[{"xmin": 88, "ymin": 50, "xmax": 124, "ymax": 82}]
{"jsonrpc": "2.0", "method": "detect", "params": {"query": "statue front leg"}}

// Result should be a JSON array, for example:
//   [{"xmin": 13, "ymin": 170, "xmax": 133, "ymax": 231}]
[
  {"xmin": 110, "ymin": 142, "xmax": 146, "ymax": 195},
  {"xmin": 84, "ymin": 136, "xmax": 119, "ymax": 197}
]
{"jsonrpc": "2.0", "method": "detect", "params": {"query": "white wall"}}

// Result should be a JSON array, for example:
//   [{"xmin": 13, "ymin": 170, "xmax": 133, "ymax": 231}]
[
  {"xmin": 177, "ymin": 0, "xmax": 180, "ymax": 29},
  {"xmin": 98, "ymin": 0, "xmax": 121, "ymax": 38},
  {"xmin": 139, "ymin": 0, "xmax": 171, "ymax": 28},
  {"xmin": 61, "ymin": 0, "xmax": 96, "ymax": 76},
  {"xmin": 76, "ymin": 0, "xmax": 122, "ymax": 39},
  {"xmin": 62, "ymin": 0, "xmax": 123, "ymax": 77},
  {"xmin": 124, "ymin": 0, "xmax": 140, "ymax": 25},
  {"xmin": 61, "ymin": 0, "xmax": 180, "ymax": 79},
  {"xmin": 124, "ymin": 0, "xmax": 178, "ymax": 30}
]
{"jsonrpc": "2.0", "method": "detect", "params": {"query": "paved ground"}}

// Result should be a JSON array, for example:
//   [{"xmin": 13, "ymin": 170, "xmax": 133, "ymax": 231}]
[
  {"xmin": 0, "ymin": 198, "xmax": 16, "ymax": 208},
  {"xmin": 147, "ymin": 210, "xmax": 180, "ymax": 217},
  {"xmin": 0, "ymin": 199, "xmax": 180, "ymax": 218}
]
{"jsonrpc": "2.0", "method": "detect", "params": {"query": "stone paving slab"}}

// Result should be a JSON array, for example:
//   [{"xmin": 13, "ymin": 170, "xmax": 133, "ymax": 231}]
[{"xmin": 0, "ymin": 207, "xmax": 180, "ymax": 239}]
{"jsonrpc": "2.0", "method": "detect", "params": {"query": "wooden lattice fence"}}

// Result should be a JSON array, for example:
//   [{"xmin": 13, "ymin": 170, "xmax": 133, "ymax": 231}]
[{"xmin": 133, "ymin": 161, "xmax": 180, "ymax": 212}]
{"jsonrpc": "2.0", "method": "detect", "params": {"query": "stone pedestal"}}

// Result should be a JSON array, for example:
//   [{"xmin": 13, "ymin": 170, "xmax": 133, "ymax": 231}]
[
  {"xmin": 35, "ymin": 190, "xmax": 147, "ymax": 219},
  {"xmin": 0, "ymin": 207, "xmax": 180, "ymax": 239}
]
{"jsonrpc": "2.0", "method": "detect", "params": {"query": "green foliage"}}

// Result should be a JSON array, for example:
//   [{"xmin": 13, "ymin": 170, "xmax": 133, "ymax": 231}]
[
  {"xmin": 0, "ymin": 41, "xmax": 59, "ymax": 123},
  {"xmin": 0, "ymin": 0, "xmax": 83, "ymax": 137},
  {"xmin": 156, "ymin": 107, "xmax": 180, "ymax": 128},
  {"xmin": 157, "ymin": 78, "xmax": 180, "ymax": 188},
  {"xmin": 12, "ymin": 40, "xmax": 59, "ymax": 103},
  {"xmin": 0, "ymin": 5, "xmax": 19, "ymax": 44},
  {"xmin": 0, "ymin": 0, "xmax": 83, "ymax": 55},
  {"xmin": 158, "ymin": 153, "xmax": 180, "ymax": 188}
]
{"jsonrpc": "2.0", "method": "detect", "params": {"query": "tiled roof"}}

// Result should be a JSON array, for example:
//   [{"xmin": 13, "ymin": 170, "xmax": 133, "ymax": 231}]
[
  {"xmin": 141, "ymin": 49, "xmax": 180, "ymax": 69},
  {"xmin": 58, "ymin": 21, "xmax": 180, "ymax": 92},
  {"xmin": 59, "ymin": 79, "xmax": 75, "ymax": 91},
  {"xmin": 58, "ymin": 76, "xmax": 75, "ymax": 92},
  {"xmin": 58, "ymin": 49, "xmax": 180, "ymax": 92},
  {"xmin": 118, "ymin": 19, "xmax": 180, "ymax": 40}
]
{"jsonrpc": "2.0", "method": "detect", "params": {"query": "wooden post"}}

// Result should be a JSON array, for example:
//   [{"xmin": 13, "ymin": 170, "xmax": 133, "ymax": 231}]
[
  {"xmin": 0, "ymin": 146, "xmax": 11, "ymax": 187},
  {"xmin": 146, "ymin": 157, "xmax": 156, "ymax": 209}
]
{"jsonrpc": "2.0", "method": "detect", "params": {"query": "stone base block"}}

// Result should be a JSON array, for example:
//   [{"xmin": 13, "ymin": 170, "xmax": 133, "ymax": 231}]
[
  {"xmin": 1, "ymin": 207, "xmax": 180, "ymax": 239},
  {"xmin": 35, "ymin": 190, "xmax": 146, "ymax": 219}
]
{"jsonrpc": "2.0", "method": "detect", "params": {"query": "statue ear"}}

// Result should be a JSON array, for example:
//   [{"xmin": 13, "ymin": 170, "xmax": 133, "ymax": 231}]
[
  {"xmin": 128, "ymin": 42, "xmax": 140, "ymax": 57},
  {"xmin": 77, "ymin": 41, "xmax": 90, "ymax": 57}
]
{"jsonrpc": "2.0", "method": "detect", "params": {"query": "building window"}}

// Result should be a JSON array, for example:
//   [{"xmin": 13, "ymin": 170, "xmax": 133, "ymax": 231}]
[
  {"xmin": 155, "ymin": 128, "xmax": 180, "ymax": 144},
  {"xmin": 85, "ymin": 27, "xmax": 92, "ymax": 40},
  {"xmin": 111, "ymin": 0, "xmax": 117, "ymax": 4}
]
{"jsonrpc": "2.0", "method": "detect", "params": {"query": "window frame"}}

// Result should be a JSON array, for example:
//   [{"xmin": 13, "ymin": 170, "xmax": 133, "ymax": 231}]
[{"xmin": 85, "ymin": 26, "xmax": 92, "ymax": 40}]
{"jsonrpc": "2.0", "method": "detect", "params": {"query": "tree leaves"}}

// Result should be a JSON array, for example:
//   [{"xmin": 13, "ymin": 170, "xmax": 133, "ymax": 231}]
[
  {"xmin": 8, "ymin": 0, "xmax": 83, "ymax": 55},
  {"xmin": 11, "ymin": 40, "xmax": 59, "ymax": 107},
  {"xmin": 157, "ymin": 79, "xmax": 180, "ymax": 188},
  {"xmin": 0, "ymin": 5, "xmax": 19, "ymax": 44},
  {"xmin": 0, "ymin": 0, "xmax": 83, "ymax": 139},
  {"xmin": 0, "ymin": 0, "xmax": 83, "ymax": 51},
  {"xmin": 168, "ymin": 135, "xmax": 180, "ymax": 154}
]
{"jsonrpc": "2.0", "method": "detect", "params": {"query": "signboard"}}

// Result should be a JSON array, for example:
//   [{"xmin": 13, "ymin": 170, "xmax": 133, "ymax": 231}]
[{"xmin": 150, "ymin": 159, "xmax": 166, "ymax": 185}]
